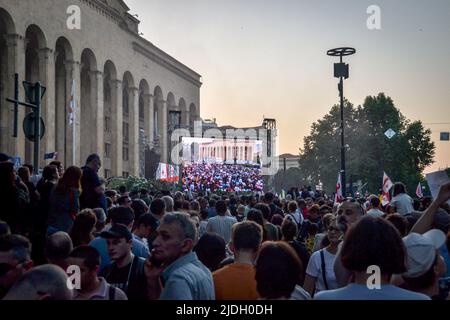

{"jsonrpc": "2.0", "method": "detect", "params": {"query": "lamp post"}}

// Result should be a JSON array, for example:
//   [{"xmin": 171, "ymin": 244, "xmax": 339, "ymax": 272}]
[{"xmin": 327, "ymin": 47, "xmax": 356, "ymax": 197}]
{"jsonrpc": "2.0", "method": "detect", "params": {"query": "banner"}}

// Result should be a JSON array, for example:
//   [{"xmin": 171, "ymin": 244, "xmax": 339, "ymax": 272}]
[
  {"xmin": 425, "ymin": 170, "xmax": 450, "ymax": 206},
  {"xmin": 156, "ymin": 163, "xmax": 180, "ymax": 182}
]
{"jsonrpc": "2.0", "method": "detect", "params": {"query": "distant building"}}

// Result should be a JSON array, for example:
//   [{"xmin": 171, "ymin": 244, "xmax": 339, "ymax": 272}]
[
  {"xmin": 278, "ymin": 153, "xmax": 300, "ymax": 171},
  {"xmin": 187, "ymin": 118, "xmax": 278, "ymax": 170},
  {"xmin": 0, "ymin": 0, "xmax": 201, "ymax": 179}
]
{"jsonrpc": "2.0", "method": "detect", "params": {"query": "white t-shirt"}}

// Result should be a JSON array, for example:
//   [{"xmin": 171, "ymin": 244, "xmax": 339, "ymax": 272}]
[
  {"xmin": 367, "ymin": 208, "xmax": 384, "ymax": 218},
  {"xmin": 206, "ymin": 215, "xmax": 237, "ymax": 244},
  {"xmin": 391, "ymin": 193, "xmax": 414, "ymax": 216},
  {"xmin": 306, "ymin": 248, "xmax": 338, "ymax": 294}
]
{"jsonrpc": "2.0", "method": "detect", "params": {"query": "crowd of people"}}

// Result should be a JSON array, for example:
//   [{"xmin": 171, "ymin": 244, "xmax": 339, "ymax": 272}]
[
  {"xmin": 1, "ymin": 151, "xmax": 450, "ymax": 300},
  {"xmin": 182, "ymin": 163, "xmax": 264, "ymax": 193}
]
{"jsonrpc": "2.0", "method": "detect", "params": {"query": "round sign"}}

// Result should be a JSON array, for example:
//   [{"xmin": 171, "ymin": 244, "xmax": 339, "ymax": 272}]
[{"xmin": 23, "ymin": 113, "xmax": 45, "ymax": 141}]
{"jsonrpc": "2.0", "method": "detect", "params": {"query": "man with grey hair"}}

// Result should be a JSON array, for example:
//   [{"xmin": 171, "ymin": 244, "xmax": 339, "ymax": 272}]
[
  {"xmin": 3, "ymin": 264, "xmax": 72, "ymax": 300},
  {"xmin": 45, "ymin": 232, "xmax": 73, "ymax": 271},
  {"xmin": 0, "ymin": 234, "xmax": 33, "ymax": 299},
  {"xmin": 145, "ymin": 212, "xmax": 214, "ymax": 300},
  {"xmin": 161, "ymin": 196, "xmax": 174, "ymax": 213}
]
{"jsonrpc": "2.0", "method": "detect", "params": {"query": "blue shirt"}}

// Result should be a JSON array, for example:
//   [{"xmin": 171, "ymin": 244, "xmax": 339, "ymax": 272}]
[
  {"xmin": 90, "ymin": 235, "xmax": 149, "ymax": 272},
  {"xmin": 207, "ymin": 208, "xmax": 217, "ymax": 219},
  {"xmin": 160, "ymin": 252, "xmax": 215, "ymax": 300},
  {"xmin": 439, "ymin": 245, "xmax": 450, "ymax": 278},
  {"xmin": 314, "ymin": 283, "xmax": 430, "ymax": 300}
]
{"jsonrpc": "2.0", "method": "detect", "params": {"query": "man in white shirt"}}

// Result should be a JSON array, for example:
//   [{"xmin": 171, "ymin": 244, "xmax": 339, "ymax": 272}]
[
  {"xmin": 366, "ymin": 195, "xmax": 385, "ymax": 218},
  {"xmin": 206, "ymin": 200, "xmax": 237, "ymax": 244}
]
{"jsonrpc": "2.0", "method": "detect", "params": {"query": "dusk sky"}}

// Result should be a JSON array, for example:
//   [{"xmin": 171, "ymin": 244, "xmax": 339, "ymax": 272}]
[{"xmin": 127, "ymin": 0, "xmax": 450, "ymax": 173}]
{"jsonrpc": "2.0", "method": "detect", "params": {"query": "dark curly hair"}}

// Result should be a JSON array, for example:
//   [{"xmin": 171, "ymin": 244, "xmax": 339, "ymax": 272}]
[
  {"xmin": 341, "ymin": 216, "xmax": 406, "ymax": 276},
  {"xmin": 255, "ymin": 241, "xmax": 302, "ymax": 299}
]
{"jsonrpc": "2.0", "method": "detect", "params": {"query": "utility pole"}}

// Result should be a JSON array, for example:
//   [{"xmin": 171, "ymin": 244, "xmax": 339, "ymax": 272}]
[
  {"xmin": 6, "ymin": 73, "xmax": 46, "ymax": 174},
  {"xmin": 327, "ymin": 47, "xmax": 356, "ymax": 197}
]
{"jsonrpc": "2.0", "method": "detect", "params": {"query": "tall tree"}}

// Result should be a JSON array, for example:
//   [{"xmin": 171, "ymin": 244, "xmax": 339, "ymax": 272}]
[{"xmin": 298, "ymin": 93, "xmax": 435, "ymax": 195}]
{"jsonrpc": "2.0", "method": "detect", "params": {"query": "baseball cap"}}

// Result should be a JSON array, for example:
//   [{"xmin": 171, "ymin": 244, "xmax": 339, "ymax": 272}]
[
  {"xmin": 100, "ymin": 224, "xmax": 132, "ymax": 241},
  {"xmin": 108, "ymin": 207, "xmax": 135, "ymax": 226},
  {"xmin": 402, "ymin": 229, "xmax": 447, "ymax": 278}
]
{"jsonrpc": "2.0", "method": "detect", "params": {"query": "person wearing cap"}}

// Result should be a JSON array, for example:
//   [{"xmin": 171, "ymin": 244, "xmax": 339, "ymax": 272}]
[
  {"xmin": 133, "ymin": 213, "xmax": 159, "ymax": 252},
  {"xmin": 89, "ymin": 207, "xmax": 149, "ymax": 272},
  {"xmin": 99, "ymin": 224, "xmax": 148, "ymax": 300},
  {"xmin": 400, "ymin": 182, "xmax": 450, "ymax": 299},
  {"xmin": 144, "ymin": 212, "xmax": 215, "ymax": 300},
  {"xmin": 400, "ymin": 230, "xmax": 448, "ymax": 299}
]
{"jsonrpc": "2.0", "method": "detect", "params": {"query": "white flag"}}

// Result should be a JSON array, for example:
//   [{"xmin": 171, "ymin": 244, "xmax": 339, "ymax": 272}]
[
  {"xmin": 334, "ymin": 172, "xmax": 344, "ymax": 203},
  {"xmin": 416, "ymin": 182, "xmax": 423, "ymax": 198},
  {"xmin": 381, "ymin": 172, "xmax": 393, "ymax": 206}
]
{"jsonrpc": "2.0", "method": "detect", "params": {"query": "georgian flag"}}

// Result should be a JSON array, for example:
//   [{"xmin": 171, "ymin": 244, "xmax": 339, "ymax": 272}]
[
  {"xmin": 156, "ymin": 163, "xmax": 168, "ymax": 180},
  {"xmin": 381, "ymin": 171, "xmax": 393, "ymax": 206},
  {"xmin": 416, "ymin": 182, "xmax": 423, "ymax": 198},
  {"xmin": 334, "ymin": 172, "xmax": 344, "ymax": 203}
]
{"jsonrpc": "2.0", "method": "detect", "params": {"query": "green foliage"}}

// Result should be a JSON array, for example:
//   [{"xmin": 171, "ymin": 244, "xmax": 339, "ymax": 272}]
[
  {"xmin": 298, "ymin": 93, "xmax": 435, "ymax": 195},
  {"xmin": 105, "ymin": 176, "xmax": 179, "ymax": 194}
]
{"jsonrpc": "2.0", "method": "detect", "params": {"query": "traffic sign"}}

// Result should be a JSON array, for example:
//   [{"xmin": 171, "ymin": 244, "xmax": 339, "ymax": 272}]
[
  {"xmin": 384, "ymin": 128, "xmax": 396, "ymax": 139},
  {"xmin": 23, "ymin": 113, "xmax": 45, "ymax": 141}
]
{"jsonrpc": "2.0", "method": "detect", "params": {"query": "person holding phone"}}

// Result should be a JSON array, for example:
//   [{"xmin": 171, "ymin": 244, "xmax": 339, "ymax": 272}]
[{"xmin": 144, "ymin": 212, "xmax": 215, "ymax": 300}]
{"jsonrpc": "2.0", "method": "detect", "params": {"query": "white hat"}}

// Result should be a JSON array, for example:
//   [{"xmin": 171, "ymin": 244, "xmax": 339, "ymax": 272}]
[{"xmin": 402, "ymin": 229, "xmax": 446, "ymax": 278}]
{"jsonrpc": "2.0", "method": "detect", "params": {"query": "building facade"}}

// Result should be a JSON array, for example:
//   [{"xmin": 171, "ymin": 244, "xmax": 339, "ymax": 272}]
[{"xmin": 0, "ymin": 0, "xmax": 201, "ymax": 178}]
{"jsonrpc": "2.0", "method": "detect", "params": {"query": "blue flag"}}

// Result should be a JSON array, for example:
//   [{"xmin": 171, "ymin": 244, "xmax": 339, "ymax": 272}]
[{"xmin": 44, "ymin": 152, "xmax": 58, "ymax": 160}]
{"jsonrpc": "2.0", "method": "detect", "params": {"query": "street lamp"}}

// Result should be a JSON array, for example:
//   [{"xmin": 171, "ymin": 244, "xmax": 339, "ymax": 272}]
[{"xmin": 327, "ymin": 47, "xmax": 356, "ymax": 197}]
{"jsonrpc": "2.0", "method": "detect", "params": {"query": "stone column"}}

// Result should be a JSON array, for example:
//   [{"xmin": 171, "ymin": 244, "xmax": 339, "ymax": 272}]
[
  {"xmin": 182, "ymin": 108, "xmax": 190, "ymax": 127},
  {"xmin": 90, "ymin": 70, "xmax": 104, "ymax": 161},
  {"xmin": 144, "ymin": 93, "xmax": 154, "ymax": 148},
  {"xmin": 54, "ymin": 52, "xmax": 65, "ymax": 164},
  {"xmin": 38, "ymin": 47, "xmax": 55, "ymax": 168},
  {"xmin": 64, "ymin": 60, "xmax": 81, "ymax": 166},
  {"xmin": 130, "ymin": 86, "xmax": 140, "ymax": 176},
  {"xmin": 111, "ymin": 79, "xmax": 123, "ymax": 176},
  {"xmin": 4, "ymin": 34, "xmax": 26, "ymax": 160},
  {"xmin": 160, "ymin": 100, "xmax": 168, "ymax": 163}
]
